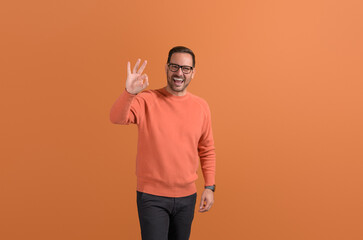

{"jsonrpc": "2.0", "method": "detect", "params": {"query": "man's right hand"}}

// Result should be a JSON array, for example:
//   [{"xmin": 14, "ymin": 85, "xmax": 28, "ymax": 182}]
[{"xmin": 126, "ymin": 59, "xmax": 149, "ymax": 95}]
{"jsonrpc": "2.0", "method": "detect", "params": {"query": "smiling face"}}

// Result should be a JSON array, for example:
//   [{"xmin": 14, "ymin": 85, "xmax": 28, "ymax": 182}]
[{"xmin": 165, "ymin": 52, "xmax": 195, "ymax": 96}]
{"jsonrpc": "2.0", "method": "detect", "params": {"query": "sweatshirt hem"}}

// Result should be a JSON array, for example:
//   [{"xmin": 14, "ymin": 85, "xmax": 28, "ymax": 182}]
[{"xmin": 137, "ymin": 178, "xmax": 197, "ymax": 198}]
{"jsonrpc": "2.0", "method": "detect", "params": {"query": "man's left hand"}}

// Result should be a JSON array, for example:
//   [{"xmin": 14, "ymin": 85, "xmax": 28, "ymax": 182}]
[{"xmin": 199, "ymin": 189, "xmax": 214, "ymax": 213}]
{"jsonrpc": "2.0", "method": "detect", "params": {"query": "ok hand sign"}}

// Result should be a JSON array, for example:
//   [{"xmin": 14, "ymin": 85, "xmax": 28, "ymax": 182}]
[{"xmin": 126, "ymin": 59, "xmax": 149, "ymax": 95}]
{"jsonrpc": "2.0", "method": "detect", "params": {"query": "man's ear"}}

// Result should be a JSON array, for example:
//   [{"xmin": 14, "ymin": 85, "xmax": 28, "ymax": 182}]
[
  {"xmin": 192, "ymin": 68, "xmax": 196, "ymax": 79},
  {"xmin": 165, "ymin": 64, "xmax": 168, "ymax": 74}
]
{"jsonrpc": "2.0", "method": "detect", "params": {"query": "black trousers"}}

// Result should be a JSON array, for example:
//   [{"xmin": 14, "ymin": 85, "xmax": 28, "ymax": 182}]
[{"xmin": 137, "ymin": 191, "xmax": 197, "ymax": 240}]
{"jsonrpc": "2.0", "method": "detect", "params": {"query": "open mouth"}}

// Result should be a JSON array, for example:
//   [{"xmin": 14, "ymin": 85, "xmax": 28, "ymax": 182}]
[{"xmin": 173, "ymin": 77, "xmax": 184, "ymax": 87}]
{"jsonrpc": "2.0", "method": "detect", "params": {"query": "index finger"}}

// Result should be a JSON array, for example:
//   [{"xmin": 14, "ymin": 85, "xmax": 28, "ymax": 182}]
[
  {"xmin": 199, "ymin": 195, "xmax": 205, "ymax": 209},
  {"xmin": 137, "ymin": 60, "xmax": 147, "ymax": 74}
]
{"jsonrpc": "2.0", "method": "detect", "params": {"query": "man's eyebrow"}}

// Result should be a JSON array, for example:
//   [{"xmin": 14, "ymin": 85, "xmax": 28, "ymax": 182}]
[{"xmin": 169, "ymin": 63, "xmax": 193, "ymax": 67}]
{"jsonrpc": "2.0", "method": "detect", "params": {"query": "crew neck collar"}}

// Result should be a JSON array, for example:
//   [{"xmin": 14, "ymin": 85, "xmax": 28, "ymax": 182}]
[{"xmin": 159, "ymin": 87, "xmax": 190, "ymax": 100}]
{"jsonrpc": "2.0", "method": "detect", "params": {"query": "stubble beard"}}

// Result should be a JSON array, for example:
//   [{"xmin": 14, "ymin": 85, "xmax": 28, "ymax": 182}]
[{"xmin": 167, "ymin": 74, "xmax": 190, "ymax": 93}]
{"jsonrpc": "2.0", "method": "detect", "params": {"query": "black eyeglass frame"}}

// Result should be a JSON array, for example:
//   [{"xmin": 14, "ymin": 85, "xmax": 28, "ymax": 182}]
[{"xmin": 167, "ymin": 63, "xmax": 194, "ymax": 74}]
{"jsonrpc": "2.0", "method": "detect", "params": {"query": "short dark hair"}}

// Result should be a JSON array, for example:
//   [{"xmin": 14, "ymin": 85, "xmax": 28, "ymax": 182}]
[{"xmin": 167, "ymin": 46, "xmax": 195, "ymax": 67}]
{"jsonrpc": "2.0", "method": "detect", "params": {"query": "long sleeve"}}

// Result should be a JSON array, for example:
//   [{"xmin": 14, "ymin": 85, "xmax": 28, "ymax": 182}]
[
  {"xmin": 198, "ymin": 104, "xmax": 216, "ymax": 187},
  {"xmin": 110, "ymin": 87, "xmax": 215, "ymax": 197},
  {"xmin": 110, "ymin": 89, "xmax": 140, "ymax": 125}
]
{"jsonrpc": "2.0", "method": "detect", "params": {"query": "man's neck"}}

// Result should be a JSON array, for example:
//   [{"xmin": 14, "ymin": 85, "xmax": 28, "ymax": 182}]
[{"xmin": 165, "ymin": 86, "xmax": 187, "ymax": 96}]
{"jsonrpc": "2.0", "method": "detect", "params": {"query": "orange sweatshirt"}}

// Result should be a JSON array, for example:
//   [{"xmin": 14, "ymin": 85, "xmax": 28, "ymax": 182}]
[{"xmin": 110, "ymin": 87, "xmax": 216, "ymax": 197}]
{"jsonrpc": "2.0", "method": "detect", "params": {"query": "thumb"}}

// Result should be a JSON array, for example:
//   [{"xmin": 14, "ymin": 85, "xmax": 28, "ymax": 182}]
[
  {"xmin": 199, "ymin": 194, "xmax": 205, "ymax": 209},
  {"xmin": 142, "ymin": 74, "xmax": 149, "ymax": 89}
]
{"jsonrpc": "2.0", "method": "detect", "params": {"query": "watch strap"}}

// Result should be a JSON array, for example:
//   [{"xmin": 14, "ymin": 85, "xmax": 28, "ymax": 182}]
[{"xmin": 205, "ymin": 185, "xmax": 216, "ymax": 192}]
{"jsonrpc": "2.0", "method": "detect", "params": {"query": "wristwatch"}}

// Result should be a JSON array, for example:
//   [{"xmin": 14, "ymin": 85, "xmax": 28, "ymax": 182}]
[{"xmin": 205, "ymin": 185, "xmax": 216, "ymax": 192}]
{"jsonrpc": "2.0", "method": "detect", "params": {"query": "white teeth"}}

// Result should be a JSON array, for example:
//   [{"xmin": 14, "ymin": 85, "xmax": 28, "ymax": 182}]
[{"xmin": 173, "ymin": 77, "xmax": 184, "ymax": 81}]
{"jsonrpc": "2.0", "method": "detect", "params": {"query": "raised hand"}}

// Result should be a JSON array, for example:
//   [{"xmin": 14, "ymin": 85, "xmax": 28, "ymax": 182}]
[{"xmin": 126, "ymin": 59, "xmax": 149, "ymax": 95}]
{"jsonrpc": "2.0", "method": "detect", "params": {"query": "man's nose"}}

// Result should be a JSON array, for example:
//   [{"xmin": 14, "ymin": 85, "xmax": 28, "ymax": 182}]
[{"xmin": 176, "ymin": 67, "xmax": 184, "ymax": 75}]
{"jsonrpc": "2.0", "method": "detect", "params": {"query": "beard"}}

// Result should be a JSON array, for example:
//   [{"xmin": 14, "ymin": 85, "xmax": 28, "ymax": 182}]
[{"xmin": 167, "ymin": 74, "xmax": 191, "ymax": 92}]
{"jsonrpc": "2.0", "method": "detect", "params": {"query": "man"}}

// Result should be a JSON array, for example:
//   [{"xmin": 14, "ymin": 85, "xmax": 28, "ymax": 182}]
[{"xmin": 110, "ymin": 46, "xmax": 216, "ymax": 240}]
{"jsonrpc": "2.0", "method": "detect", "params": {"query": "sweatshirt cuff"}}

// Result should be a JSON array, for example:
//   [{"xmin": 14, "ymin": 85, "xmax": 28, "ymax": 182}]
[
  {"xmin": 125, "ymin": 88, "xmax": 138, "ymax": 96},
  {"xmin": 203, "ymin": 174, "xmax": 215, "ymax": 186}
]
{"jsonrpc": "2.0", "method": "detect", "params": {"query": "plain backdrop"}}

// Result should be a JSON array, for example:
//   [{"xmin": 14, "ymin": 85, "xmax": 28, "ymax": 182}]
[{"xmin": 1, "ymin": 0, "xmax": 362, "ymax": 239}]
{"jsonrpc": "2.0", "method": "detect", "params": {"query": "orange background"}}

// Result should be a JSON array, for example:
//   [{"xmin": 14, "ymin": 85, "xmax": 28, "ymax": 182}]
[{"xmin": 1, "ymin": 0, "xmax": 362, "ymax": 239}]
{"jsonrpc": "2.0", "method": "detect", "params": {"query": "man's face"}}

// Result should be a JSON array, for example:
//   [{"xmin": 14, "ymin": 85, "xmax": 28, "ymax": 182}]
[{"xmin": 165, "ymin": 53, "xmax": 195, "ymax": 95}]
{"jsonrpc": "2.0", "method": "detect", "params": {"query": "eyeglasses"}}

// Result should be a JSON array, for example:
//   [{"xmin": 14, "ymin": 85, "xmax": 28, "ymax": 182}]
[{"xmin": 167, "ymin": 63, "xmax": 193, "ymax": 74}]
